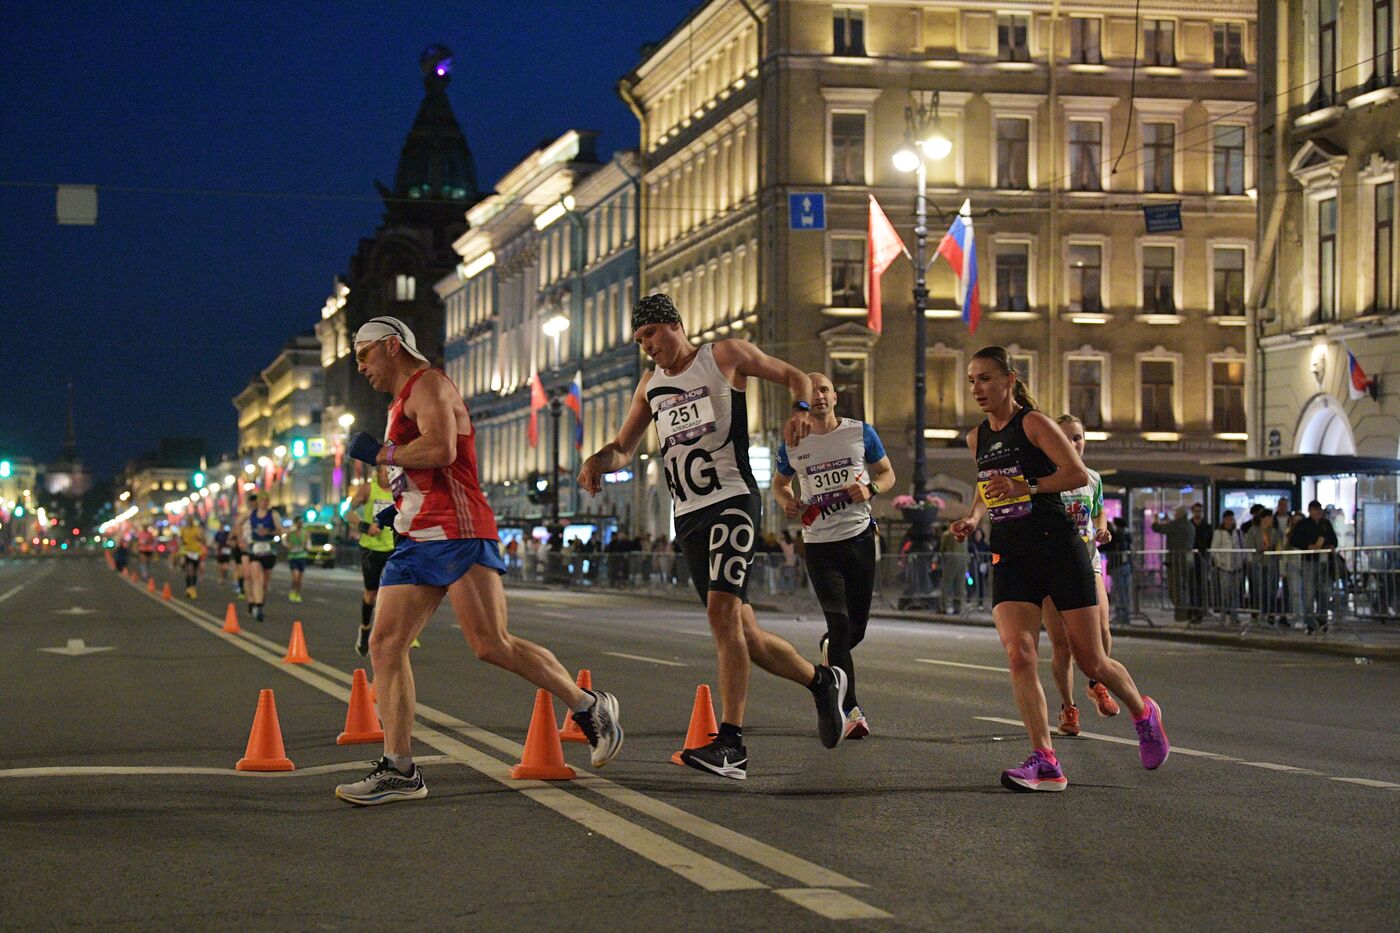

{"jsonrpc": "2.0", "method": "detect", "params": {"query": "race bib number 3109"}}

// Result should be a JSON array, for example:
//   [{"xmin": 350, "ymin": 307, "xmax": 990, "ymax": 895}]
[
  {"xmin": 657, "ymin": 388, "xmax": 717, "ymax": 449},
  {"xmin": 804, "ymin": 457, "xmax": 855, "ymax": 508}
]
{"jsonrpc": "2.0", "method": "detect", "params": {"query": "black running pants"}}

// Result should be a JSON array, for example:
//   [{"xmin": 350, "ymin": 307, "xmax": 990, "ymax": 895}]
[{"xmin": 803, "ymin": 525, "xmax": 877, "ymax": 711}]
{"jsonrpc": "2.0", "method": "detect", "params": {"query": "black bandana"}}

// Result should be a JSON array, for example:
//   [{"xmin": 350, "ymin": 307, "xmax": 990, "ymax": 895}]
[{"xmin": 631, "ymin": 293, "xmax": 682, "ymax": 331}]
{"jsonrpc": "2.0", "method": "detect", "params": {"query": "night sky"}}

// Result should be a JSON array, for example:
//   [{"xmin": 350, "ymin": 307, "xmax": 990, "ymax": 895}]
[{"xmin": 0, "ymin": 0, "xmax": 691, "ymax": 482}]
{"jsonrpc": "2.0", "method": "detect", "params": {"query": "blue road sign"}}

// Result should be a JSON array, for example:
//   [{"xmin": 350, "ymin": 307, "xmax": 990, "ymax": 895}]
[
  {"xmin": 1142, "ymin": 201, "xmax": 1183, "ymax": 233},
  {"xmin": 789, "ymin": 192, "xmax": 826, "ymax": 230}
]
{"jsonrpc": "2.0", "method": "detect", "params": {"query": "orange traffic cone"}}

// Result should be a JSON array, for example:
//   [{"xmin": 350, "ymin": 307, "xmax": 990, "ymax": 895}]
[
  {"xmin": 282, "ymin": 621, "xmax": 312, "ymax": 664},
  {"xmin": 337, "ymin": 669, "xmax": 384, "ymax": 745},
  {"xmin": 235, "ymin": 689, "xmax": 295, "ymax": 771},
  {"xmin": 146, "ymin": 577, "xmax": 156, "ymax": 593},
  {"xmin": 161, "ymin": 582, "xmax": 173, "ymax": 601},
  {"xmin": 558, "ymin": 669, "xmax": 593, "ymax": 743},
  {"xmin": 510, "ymin": 689, "xmax": 576, "ymax": 780},
  {"xmin": 672, "ymin": 684, "xmax": 719, "ymax": 765},
  {"xmin": 222, "ymin": 602, "xmax": 242, "ymax": 634}
]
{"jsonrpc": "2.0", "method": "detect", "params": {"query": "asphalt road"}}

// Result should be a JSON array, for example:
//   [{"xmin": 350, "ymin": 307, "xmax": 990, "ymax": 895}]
[{"xmin": 3, "ymin": 555, "xmax": 1397, "ymax": 931}]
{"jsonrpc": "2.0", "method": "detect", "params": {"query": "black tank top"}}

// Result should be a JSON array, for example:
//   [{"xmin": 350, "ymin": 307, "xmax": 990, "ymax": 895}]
[{"xmin": 975, "ymin": 407, "xmax": 1076, "ymax": 555}]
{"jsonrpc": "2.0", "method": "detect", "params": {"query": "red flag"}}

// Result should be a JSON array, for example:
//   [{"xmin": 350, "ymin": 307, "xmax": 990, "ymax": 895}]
[
  {"xmin": 527, "ymin": 372, "xmax": 548, "ymax": 447},
  {"xmin": 867, "ymin": 195, "xmax": 905, "ymax": 334}
]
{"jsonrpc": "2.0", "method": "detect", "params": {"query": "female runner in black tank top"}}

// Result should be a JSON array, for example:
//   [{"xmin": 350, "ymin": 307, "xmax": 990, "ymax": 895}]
[{"xmin": 950, "ymin": 347, "xmax": 1169, "ymax": 792}]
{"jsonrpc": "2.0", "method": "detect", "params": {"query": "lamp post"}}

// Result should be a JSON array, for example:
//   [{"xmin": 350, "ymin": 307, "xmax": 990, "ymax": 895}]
[
  {"xmin": 892, "ymin": 91, "xmax": 952, "ymax": 504},
  {"xmin": 540, "ymin": 311, "xmax": 571, "ymax": 537}
]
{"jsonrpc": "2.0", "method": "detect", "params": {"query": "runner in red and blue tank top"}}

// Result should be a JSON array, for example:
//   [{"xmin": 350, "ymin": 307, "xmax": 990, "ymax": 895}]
[
  {"xmin": 949, "ymin": 346, "xmax": 1169, "ymax": 793},
  {"xmin": 333, "ymin": 316, "xmax": 623, "ymax": 807}
]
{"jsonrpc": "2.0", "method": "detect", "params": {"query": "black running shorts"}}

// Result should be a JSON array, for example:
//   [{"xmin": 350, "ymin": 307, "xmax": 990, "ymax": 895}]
[
  {"xmin": 361, "ymin": 547, "xmax": 392, "ymax": 592},
  {"xmin": 676, "ymin": 493, "xmax": 761, "ymax": 607},
  {"xmin": 991, "ymin": 537, "xmax": 1098, "ymax": 611}
]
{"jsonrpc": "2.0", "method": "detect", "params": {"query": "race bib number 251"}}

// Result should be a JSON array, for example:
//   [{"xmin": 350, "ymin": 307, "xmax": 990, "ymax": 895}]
[{"xmin": 657, "ymin": 388, "xmax": 717, "ymax": 449}]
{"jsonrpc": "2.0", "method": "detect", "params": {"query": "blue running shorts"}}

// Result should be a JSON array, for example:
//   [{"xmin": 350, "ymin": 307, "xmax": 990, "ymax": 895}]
[{"xmin": 381, "ymin": 538, "xmax": 508, "ymax": 588}]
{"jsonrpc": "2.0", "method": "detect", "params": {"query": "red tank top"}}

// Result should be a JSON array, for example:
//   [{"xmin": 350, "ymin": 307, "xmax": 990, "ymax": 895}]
[{"xmin": 385, "ymin": 369, "xmax": 499, "ymax": 542}]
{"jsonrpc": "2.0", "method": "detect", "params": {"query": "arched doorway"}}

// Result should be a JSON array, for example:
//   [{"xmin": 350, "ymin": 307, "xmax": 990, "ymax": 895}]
[{"xmin": 1295, "ymin": 394, "xmax": 1357, "ymax": 545}]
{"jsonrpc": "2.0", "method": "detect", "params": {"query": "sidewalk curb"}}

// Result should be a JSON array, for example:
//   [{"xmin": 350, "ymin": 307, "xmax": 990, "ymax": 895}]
[{"xmin": 504, "ymin": 582, "xmax": 1400, "ymax": 662}]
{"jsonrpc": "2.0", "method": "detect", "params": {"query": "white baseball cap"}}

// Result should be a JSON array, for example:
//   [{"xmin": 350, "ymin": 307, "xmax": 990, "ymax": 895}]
[{"xmin": 354, "ymin": 316, "xmax": 428, "ymax": 362}]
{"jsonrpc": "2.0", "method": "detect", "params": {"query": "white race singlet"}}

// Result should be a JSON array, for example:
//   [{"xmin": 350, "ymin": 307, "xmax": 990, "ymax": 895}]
[{"xmin": 646, "ymin": 343, "xmax": 757, "ymax": 518}]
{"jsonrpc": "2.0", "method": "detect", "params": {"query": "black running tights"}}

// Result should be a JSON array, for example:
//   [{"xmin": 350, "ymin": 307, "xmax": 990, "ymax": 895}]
[{"xmin": 803, "ymin": 526, "xmax": 877, "ymax": 711}]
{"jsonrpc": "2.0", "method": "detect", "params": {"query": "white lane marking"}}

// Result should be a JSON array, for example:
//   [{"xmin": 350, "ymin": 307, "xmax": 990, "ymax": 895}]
[
  {"xmin": 0, "ymin": 756, "xmax": 456, "ymax": 780},
  {"xmin": 53, "ymin": 606, "xmax": 98, "ymax": 615},
  {"xmin": 39, "ymin": 638, "xmax": 115, "ymax": 656},
  {"xmin": 976, "ymin": 716, "xmax": 1393, "ymax": 791},
  {"xmin": 0, "ymin": 571, "xmax": 45, "ymax": 605},
  {"xmin": 916, "ymin": 658, "xmax": 1008, "ymax": 674},
  {"xmin": 1331, "ymin": 777, "xmax": 1400, "ymax": 789},
  {"xmin": 774, "ymin": 888, "xmax": 893, "ymax": 921},
  {"xmin": 540, "ymin": 611, "xmax": 572, "ymax": 619},
  {"xmin": 603, "ymin": 651, "xmax": 687, "ymax": 667},
  {"xmin": 143, "ymin": 589, "xmax": 883, "ymax": 914}
]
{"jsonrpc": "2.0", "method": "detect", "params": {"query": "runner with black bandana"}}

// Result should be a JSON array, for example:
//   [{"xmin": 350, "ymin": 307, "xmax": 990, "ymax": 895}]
[{"xmin": 578, "ymin": 294, "xmax": 847, "ymax": 781}]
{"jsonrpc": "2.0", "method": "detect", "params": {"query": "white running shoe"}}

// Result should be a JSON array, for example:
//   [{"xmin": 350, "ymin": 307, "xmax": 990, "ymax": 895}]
[
  {"xmin": 335, "ymin": 757, "xmax": 427, "ymax": 806},
  {"xmin": 571, "ymin": 690, "xmax": 624, "ymax": 768}
]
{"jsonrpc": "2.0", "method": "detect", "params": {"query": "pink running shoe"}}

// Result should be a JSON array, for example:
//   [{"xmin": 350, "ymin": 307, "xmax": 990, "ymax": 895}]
[
  {"xmin": 1000, "ymin": 750, "xmax": 1068, "ymax": 792},
  {"xmin": 1134, "ymin": 696, "xmax": 1170, "ymax": 770},
  {"xmin": 844, "ymin": 707, "xmax": 869, "ymax": 740}
]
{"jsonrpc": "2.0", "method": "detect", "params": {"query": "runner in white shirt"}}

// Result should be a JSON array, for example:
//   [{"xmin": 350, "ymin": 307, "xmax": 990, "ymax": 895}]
[
  {"xmin": 1042, "ymin": 414, "xmax": 1120, "ymax": 735},
  {"xmin": 578, "ymin": 294, "xmax": 847, "ymax": 781},
  {"xmin": 773, "ymin": 373, "xmax": 896, "ymax": 740}
]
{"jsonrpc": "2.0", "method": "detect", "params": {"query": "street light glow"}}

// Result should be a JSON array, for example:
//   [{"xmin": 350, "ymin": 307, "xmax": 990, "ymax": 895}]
[
  {"xmin": 273, "ymin": 445, "xmax": 288, "ymax": 458},
  {"xmin": 892, "ymin": 143, "xmax": 921, "ymax": 173},
  {"xmin": 542, "ymin": 313, "xmax": 571, "ymax": 337},
  {"xmin": 338, "ymin": 412, "xmax": 355, "ymax": 429},
  {"xmin": 922, "ymin": 126, "xmax": 953, "ymax": 161}
]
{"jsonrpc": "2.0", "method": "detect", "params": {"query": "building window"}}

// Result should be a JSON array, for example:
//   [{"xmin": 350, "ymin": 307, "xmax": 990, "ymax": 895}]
[
  {"xmin": 1069, "ymin": 121, "xmax": 1103, "ymax": 191},
  {"xmin": 1068, "ymin": 358, "xmax": 1104, "ymax": 429},
  {"xmin": 1213, "ymin": 247, "xmax": 1247, "ymax": 316},
  {"xmin": 996, "ymin": 118, "xmax": 1030, "ymax": 189},
  {"xmin": 1143, "ymin": 123, "xmax": 1175, "ymax": 193},
  {"xmin": 1213, "ymin": 23, "xmax": 1245, "ymax": 69},
  {"xmin": 830, "ymin": 111, "xmax": 866, "ymax": 184},
  {"xmin": 926, "ymin": 355, "xmax": 960, "ymax": 427},
  {"xmin": 1376, "ymin": 182, "xmax": 1394, "ymax": 313},
  {"xmin": 1212, "ymin": 360, "xmax": 1246, "ymax": 433},
  {"xmin": 995, "ymin": 243, "xmax": 1030, "ymax": 312},
  {"xmin": 394, "ymin": 274, "xmax": 416, "ymax": 302},
  {"xmin": 1069, "ymin": 17, "xmax": 1102, "ymax": 64},
  {"xmin": 1068, "ymin": 243, "xmax": 1103, "ymax": 313},
  {"xmin": 1145, "ymin": 20, "xmax": 1176, "ymax": 67},
  {"xmin": 1140, "ymin": 360, "xmax": 1177, "ymax": 431},
  {"xmin": 833, "ymin": 7, "xmax": 865, "ymax": 56},
  {"xmin": 831, "ymin": 237, "xmax": 866, "ymax": 306},
  {"xmin": 1318, "ymin": 196, "xmax": 1337, "ymax": 322},
  {"xmin": 1011, "ymin": 353, "xmax": 1035, "ymax": 399},
  {"xmin": 830, "ymin": 353, "xmax": 869, "ymax": 422},
  {"xmin": 1142, "ymin": 245, "xmax": 1176, "ymax": 313},
  {"xmin": 1214, "ymin": 125, "xmax": 1247, "ymax": 194},
  {"xmin": 1376, "ymin": 0, "xmax": 1395, "ymax": 86},
  {"xmin": 997, "ymin": 13, "xmax": 1031, "ymax": 62},
  {"xmin": 1317, "ymin": 0, "xmax": 1338, "ymax": 105}
]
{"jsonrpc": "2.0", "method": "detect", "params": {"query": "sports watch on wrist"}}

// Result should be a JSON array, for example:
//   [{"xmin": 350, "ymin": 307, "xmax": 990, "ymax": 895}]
[
  {"xmin": 791, "ymin": 400, "xmax": 811, "ymax": 413},
  {"xmin": 1025, "ymin": 477, "xmax": 1039, "ymax": 494},
  {"xmin": 866, "ymin": 481, "xmax": 881, "ymax": 498}
]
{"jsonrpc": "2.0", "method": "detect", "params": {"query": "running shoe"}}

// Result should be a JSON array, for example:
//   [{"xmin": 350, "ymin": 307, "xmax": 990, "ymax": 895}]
[
  {"xmin": 812, "ymin": 664, "xmax": 848, "ymax": 749},
  {"xmin": 844, "ymin": 706, "xmax": 869, "ymax": 740},
  {"xmin": 335, "ymin": 757, "xmax": 427, "ymax": 806},
  {"xmin": 570, "ymin": 690, "xmax": 624, "ymax": 768},
  {"xmin": 819, "ymin": 633, "xmax": 829, "ymax": 667},
  {"xmin": 186, "ymin": 586, "xmax": 197, "ymax": 600},
  {"xmin": 252, "ymin": 605, "xmax": 264, "ymax": 622},
  {"xmin": 1134, "ymin": 697, "xmax": 1170, "ymax": 770},
  {"xmin": 680, "ymin": 733, "xmax": 748, "ymax": 781},
  {"xmin": 1000, "ymin": 750, "xmax": 1068, "ymax": 792},
  {"xmin": 1087, "ymin": 682, "xmax": 1120, "ymax": 717},
  {"xmin": 355, "ymin": 626, "xmax": 371, "ymax": 657},
  {"xmin": 1057, "ymin": 704, "xmax": 1081, "ymax": 736},
  {"xmin": 289, "ymin": 591, "xmax": 302, "ymax": 603}
]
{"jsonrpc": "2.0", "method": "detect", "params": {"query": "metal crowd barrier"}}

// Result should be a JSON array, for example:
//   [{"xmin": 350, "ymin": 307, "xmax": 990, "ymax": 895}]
[{"xmin": 500, "ymin": 544, "xmax": 1400, "ymax": 633}]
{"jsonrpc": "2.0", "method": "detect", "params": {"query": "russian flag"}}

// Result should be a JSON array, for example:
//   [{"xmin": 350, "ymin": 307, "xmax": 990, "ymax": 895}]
[
  {"xmin": 565, "ymin": 370, "xmax": 584, "ymax": 448},
  {"xmin": 1345, "ymin": 346, "xmax": 1377, "ymax": 401},
  {"xmin": 935, "ymin": 199, "xmax": 981, "ymax": 334}
]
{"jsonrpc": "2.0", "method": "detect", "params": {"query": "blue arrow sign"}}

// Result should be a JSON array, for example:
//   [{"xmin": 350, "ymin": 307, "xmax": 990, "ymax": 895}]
[{"xmin": 789, "ymin": 192, "xmax": 826, "ymax": 230}]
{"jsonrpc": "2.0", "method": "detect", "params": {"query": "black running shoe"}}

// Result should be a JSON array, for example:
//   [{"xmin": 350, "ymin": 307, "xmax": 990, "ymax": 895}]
[
  {"xmin": 355, "ymin": 625, "xmax": 371, "ymax": 657},
  {"xmin": 812, "ymin": 664, "xmax": 848, "ymax": 749},
  {"xmin": 680, "ymin": 734, "xmax": 747, "ymax": 781},
  {"xmin": 335, "ymin": 757, "xmax": 427, "ymax": 806},
  {"xmin": 570, "ymin": 690, "xmax": 624, "ymax": 768}
]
